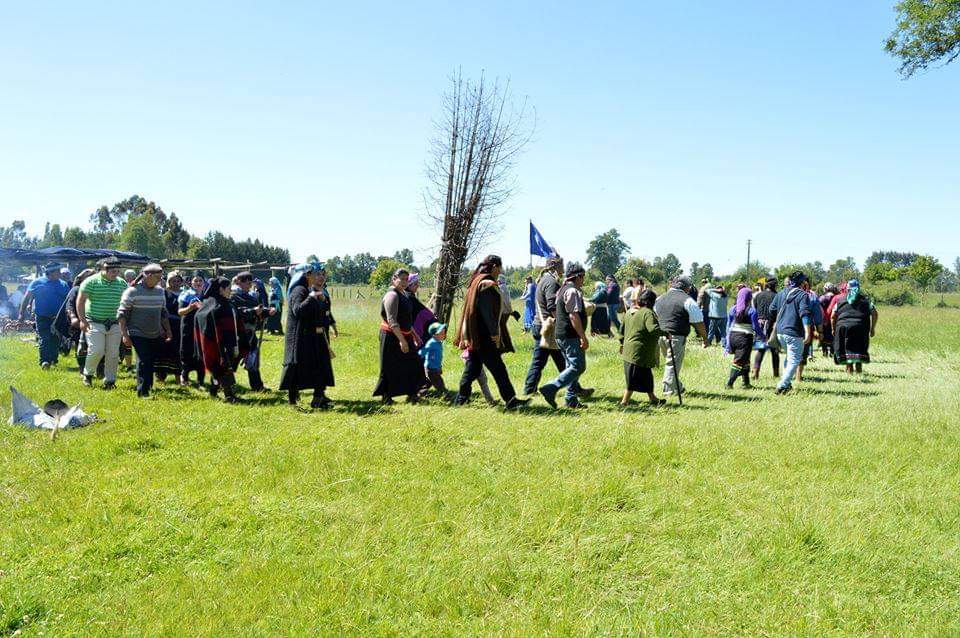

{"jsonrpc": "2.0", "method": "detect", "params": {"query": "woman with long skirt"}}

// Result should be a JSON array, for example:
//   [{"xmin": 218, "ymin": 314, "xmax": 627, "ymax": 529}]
[
  {"xmin": 194, "ymin": 277, "xmax": 247, "ymax": 403},
  {"xmin": 266, "ymin": 276, "xmax": 284, "ymax": 335},
  {"xmin": 832, "ymin": 279, "xmax": 878, "ymax": 375},
  {"xmin": 373, "ymin": 269, "xmax": 423, "ymax": 404},
  {"xmin": 178, "ymin": 271, "xmax": 206, "ymax": 387},
  {"xmin": 155, "ymin": 270, "xmax": 184, "ymax": 383},
  {"xmin": 588, "ymin": 281, "xmax": 611, "ymax": 337},
  {"xmin": 618, "ymin": 289, "xmax": 666, "ymax": 407},
  {"xmin": 280, "ymin": 262, "xmax": 335, "ymax": 409}
]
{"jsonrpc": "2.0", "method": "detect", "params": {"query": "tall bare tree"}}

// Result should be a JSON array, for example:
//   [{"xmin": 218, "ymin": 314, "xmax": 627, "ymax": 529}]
[{"xmin": 424, "ymin": 70, "xmax": 533, "ymax": 325}]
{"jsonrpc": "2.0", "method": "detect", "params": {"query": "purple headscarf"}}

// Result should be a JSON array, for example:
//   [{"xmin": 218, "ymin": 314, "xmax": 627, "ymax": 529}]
[{"xmin": 735, "ymin": 286, "xmax": 752, "ymax": 319}]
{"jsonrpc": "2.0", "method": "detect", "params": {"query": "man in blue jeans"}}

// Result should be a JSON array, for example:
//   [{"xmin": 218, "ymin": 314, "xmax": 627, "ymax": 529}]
[
  {"xmin": 20, "ymin": 262, "xmax": 70, "ymax": 369},
  {"xmin": 767, "ymin": 270, "xmax": 814, "ymax": 395},
  {"xmin": 539, "ymin": 262, "xmax": 589, "ymax": 409}
]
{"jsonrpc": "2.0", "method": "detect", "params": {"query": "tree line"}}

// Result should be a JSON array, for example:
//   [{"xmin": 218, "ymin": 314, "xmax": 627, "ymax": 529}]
[{"xmin": 1, "ymin": 195, "xmax": 290, "ymax": 264}]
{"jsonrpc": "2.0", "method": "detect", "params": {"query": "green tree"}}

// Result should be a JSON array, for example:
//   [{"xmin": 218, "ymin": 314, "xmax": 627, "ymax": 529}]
[
  {"xmin": 909, "ymin": 254, "xmax": 944, "ymax": 292},
  {"xmin": 119, "ymin": 214, "xmax": 165, "ymax": 257},
  {"xmin": 393, "ymin": 248, "xmax": 415, "ymax": 269},
  {"xmin": 0, "ymin": 220, "xmax": 33, "ymax": 248},
  {"xmin": 886, "ymin": 0, "xmax": 960, "ymax": 78},
  {"xmin": 585, "ymin": 229, "xmax": 629, "ymax": 277},
  {"xmin": 653, "ymin": 253, "xmax": 682, "ymax": 281},
  {"xmin": 162, "ymin": 213, "xmax": 190, "ymax": 257},
  {"xmin": 953, "ymin": 256, "xmax": 960, "ymax": 278},
  {"xmin": 369, "ymin": 258, "xmax": 409, "ymax": 289},
  {"xmin": 826, "ymin": 257, "xmax": 859, "ymax": 283},
  {"xmin": 40, "ymin": 223, "xmax": 64, "ymax": 247},
  {"xmin": 864, "ymin": 261, "xmax": 901, "ymax": 285}
]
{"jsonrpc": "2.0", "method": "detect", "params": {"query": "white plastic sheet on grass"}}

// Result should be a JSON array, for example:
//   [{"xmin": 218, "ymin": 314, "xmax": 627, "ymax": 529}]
[{"xmin": 8, "ymin": 386, "xmax": 96, "ymax": 431}]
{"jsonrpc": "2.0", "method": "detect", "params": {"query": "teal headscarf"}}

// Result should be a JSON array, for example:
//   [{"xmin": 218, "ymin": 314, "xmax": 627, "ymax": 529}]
[
  {"xmin": 846, "ymin": 279, "xmax": 861, "ymax": 304},
  {"xmin": 287, "ymin": 262, "xmax": 324, "ymax": 296}
]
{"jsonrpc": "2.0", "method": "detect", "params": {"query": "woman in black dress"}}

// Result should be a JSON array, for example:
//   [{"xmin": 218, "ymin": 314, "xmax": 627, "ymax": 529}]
[
  {"xmin": 178, "ymin": 271, "xmax": 207, "ymax": 386},
  {"xmin": 279, "ymin": 263, "xmax": 335, "ymax": 409},
  {"xmin": 588, "ymin": 281, "xmax": 611, "ymax": 336},
  {"xmin": 832, "ymin": 279, "xmax": 878, "ymax": 375},
  {"xmin": 373, "ymin": 269, "xmax": 423, "ymax": 404},
  {"xmin": 155, "ymin": 270, "xmax": 184, "ymax": 383}
]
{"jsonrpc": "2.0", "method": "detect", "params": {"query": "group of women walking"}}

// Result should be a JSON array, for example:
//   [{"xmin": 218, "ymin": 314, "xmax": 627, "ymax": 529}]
[{"xmin": 40, "ymin": 255, "xmax": 880, "ymax": 411}]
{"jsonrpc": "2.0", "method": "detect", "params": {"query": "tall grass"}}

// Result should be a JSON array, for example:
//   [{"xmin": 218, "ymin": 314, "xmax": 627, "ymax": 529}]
[{"xmin": 0, "ymin": 301, "xmax": 958, "ymax": 635}]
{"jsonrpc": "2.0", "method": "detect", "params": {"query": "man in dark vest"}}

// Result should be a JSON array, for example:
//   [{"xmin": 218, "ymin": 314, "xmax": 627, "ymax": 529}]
[
  {"xmin": 539, "ymin": 262, "xmax": 590, "ymax": 409},
  {"xmin": 522, "ymin": 257, "xmax": 591, "ymax": 398},
  {"xmin": 653, "ymin": 275, "xmax": 708, "ymax": 399}
]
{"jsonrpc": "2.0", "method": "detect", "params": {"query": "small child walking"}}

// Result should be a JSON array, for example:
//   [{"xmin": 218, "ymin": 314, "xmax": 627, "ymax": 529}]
[{"xmin": 419, "ymin": 322, "xmax": 450, "ymax": 398}]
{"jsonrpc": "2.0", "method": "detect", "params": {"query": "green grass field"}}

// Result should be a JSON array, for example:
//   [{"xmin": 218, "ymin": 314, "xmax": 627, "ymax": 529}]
[{"xmin": 1, "ymin": 300, "xmax": 959, "ymax": 636}]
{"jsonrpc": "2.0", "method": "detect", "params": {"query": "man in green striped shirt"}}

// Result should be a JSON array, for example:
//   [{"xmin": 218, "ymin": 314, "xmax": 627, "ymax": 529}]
[{"xmin": 77, "ymin": 258, "xmax": 128, "ymax": 388}]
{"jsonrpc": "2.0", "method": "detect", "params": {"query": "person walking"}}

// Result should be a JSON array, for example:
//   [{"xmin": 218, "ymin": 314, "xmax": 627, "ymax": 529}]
[
  {"xmin": 280, "ymin": 262, "xmax": 336, "ymax": 409},
  {"xmin": 54, "ymin": 268, "xmax": 96, "ymax": 373},
  {"xmin": 232, "ymin": 271, "xmax": 276, "ymax": 392},
  {"xmin": 768, "ymin": 270, "xmax": 814, "ymax": 395},
  {"xmin": 725, "ymin": 287, "xmax": 763, "ymax": 389},
  {"xmin": 266, "ymin": 276, "xmax": 284, "ymax": 335},
  {"xmin": 751, "ymin": 276, "xmax": 781, "ymax": 379},
  {"xmin": 76, "ymin": 258, "xmax": 128, "ymax": 389},
  {"xmin": 653, "ymin": 276, "xmax": 708, "ymax": 399},
  {"xmin": 539, "ymin": 262, "xmax": 590, "ymax": 410},
  {"xmin": 605, "ymin": 275, "xmax": 622, "ymax": 332},
  {"xmin": 705, "ymin": 284, "xmax": 728, "ymax": 347},
  {"xmin": 520, "ymin": 275, "xmax": 536, "ymax": 332},
  {"xmin": 178, "ymin": 271, "xmax": 207, "ymax": 387},
  {"xmin": 20, "ymin": 262, "xmax": 70, "ymax": 369},
  {"xmin": 195, "ymin": 277, "xmax": 247, "ymax": 403},
  {"xmin": 588, "ymin": 281, "xmax": 611, "ymax": 336},
  {"xmin": 155, "ymin": 270, "xmax": 184, "ymax": 383},
  {"xmin": 373, "ymin": 269, "xmax": 423, "ymax": 404},
  {"xmin": 454, "ymin": 255, "xmax": 529, "ymax": 409},
  {"xmin": 118, "ymin": 264, "xmax": 172, "ymax": 398},
  {"xmin": 832, "ymin": 279, "xmax": 878, "ymax": 376},
  {"xmin": 522, "ymin": 257, "xmax": 591, "ymax": 398},
  {"xmin": 618, "ymin": 289, "xmax": 666, "ymax": 407}
]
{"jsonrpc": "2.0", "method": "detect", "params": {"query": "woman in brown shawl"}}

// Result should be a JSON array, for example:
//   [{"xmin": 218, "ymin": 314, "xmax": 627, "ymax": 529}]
[{"xmin": 453, "ymin": 255, "xmax": 529, "ymax": 410}]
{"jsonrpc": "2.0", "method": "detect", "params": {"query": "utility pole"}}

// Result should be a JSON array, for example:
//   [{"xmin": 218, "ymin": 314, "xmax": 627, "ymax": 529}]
[{"xmin": 746, "ymin": 239, "xmax": 752, "ymax": 284}]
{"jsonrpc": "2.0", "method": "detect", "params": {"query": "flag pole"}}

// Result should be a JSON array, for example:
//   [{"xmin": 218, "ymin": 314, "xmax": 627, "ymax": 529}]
[{"xmin": 529, "ymin": 219, "xmax": 532, "ymax": 270}]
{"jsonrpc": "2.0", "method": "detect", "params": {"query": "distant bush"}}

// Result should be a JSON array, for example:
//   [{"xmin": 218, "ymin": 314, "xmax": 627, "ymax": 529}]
[{"xmin": 872, "ymin": 281, "xmax": 917, "ymax": 306}]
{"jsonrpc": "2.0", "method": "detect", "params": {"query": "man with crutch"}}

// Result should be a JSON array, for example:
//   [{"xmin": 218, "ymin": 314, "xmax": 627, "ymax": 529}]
[{"xmin": 653, "ymin": 276, "xmax": 708, "ymax": 401}]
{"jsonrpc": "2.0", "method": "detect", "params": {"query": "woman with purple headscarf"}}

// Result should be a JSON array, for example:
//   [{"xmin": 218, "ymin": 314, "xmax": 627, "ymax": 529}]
[{"xmin": 725, "ymin": 285, "xmax": 763, "ymax": 389}]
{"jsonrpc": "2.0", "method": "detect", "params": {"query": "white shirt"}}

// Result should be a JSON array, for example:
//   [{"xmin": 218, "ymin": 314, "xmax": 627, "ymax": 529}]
[
  {"xmin": 684, "ymin": 296, "xmax": 705, "ymax": 323},
  {"xmin": 622, "ymin": 286, "xmax": 635, "ymax": 306}
]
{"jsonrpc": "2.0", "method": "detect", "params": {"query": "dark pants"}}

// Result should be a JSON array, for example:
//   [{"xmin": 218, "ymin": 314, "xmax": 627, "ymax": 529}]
[
  {"xmin": 245, "ymin": 330, "xmax": 264, "ymax": 390},
  {"xmin": 36, "ymin": 316, "xmax": 59, "ymax": 366},
  {"xmin": 458, "ymin": 347, "xmax": 516, "ymax": 403},
  {"xmin": 522, "ymin": 326, "xmax": 582, "ymax": 395},
  {"xmin": 753, "ymin": 348, "xmax": 780, "ymax": 375},
  {"xmin": 424, "ymin": 368, "xmax": 448, "ymax": 396},
  {"xmin": 130, "ymin": 335, "xmax": 160, "ymax": 396}
]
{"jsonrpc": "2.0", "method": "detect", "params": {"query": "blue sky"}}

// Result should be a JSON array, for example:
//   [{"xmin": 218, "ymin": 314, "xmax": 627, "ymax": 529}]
[{"xmin": 1, "ymin": 1, "xmax": 957, "ymax": 274}]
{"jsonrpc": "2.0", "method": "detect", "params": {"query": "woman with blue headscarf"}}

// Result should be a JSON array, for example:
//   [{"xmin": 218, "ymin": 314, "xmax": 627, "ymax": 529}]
[
  {"xmin": 266, "ymin": 276, "xmax": 284, "ymax": 335},
  {"xmin": 280, "ymin": 263, "xmax": 335, "ymax": 409},
  {"xmin": 831, "ymin": 279, "xmax": 878, "ymax": 375}
]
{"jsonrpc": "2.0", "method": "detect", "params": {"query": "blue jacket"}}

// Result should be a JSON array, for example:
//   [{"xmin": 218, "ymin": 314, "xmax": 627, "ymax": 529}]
[
  {"xmin": 768, "ymin": 287, "xmax": 813, "ymax": 338},
  {"xmin": 419, "ymin": 338, "xmax": 444, "ymax": 370}
]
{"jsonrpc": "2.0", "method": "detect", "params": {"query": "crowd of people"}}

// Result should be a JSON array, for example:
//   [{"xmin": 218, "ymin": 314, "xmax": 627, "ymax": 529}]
[{"xmin": 15, "ymin": 253, "xmax": 880, "ymax": 410}]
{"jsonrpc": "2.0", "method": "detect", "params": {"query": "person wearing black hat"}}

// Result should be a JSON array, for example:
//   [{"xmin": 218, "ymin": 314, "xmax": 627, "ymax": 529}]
[
  {"xmin": 539, "ymin": 262, "xmax": 590, "ymax": 409},
  {"xmin": 522, "ymin": 256, "xmax": 591, "ymax": 398},
  {"xmin": 21, "ymin": 262, "xmax": 70, "ymax": 369}
]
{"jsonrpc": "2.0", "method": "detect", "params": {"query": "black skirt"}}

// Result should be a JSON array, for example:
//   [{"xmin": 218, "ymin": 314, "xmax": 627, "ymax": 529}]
[
  {"xmin": 834, "ymin": 322, "xmax": 870, "ymax": 365},
  {"xmin": 728, "ymin": 331, "xmax": 753, "ymax": 366},
  {"xmin": 624, "ymin": 362, "xmax": 654, "ymax": 392},
  {"xmin": 373, "ymin": 330, "xmax": 423, "ymax": 398}
]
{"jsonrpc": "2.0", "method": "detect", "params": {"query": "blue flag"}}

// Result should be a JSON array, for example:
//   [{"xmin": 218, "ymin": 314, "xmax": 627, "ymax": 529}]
[{"xmin": 529, "ymin": 221, "xmax": 557, "ymax": 258}]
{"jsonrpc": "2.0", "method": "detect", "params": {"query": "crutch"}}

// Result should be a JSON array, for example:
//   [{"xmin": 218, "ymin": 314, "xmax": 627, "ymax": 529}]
[{"xmin": 666, "ymin": 333, "xmax": 683, "ymax": 406}]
